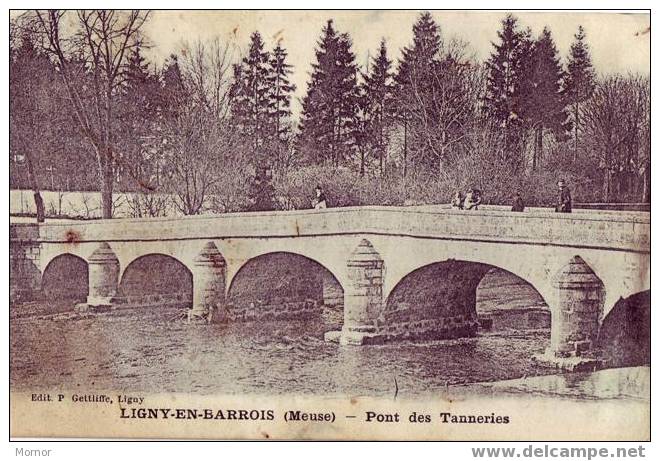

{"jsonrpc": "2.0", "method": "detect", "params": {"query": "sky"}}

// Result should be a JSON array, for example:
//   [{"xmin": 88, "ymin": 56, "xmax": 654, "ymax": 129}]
[{"xmin": 142, "ymin": 11, "xmax": 650, "ymax": 115}]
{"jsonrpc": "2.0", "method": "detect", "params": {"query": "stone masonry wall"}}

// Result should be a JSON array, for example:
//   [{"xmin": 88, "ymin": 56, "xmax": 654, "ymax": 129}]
[
  {"xmin": 379, "ymin": 260, "xmax": 491, "ymax": 341},
  {"xmin": 222, "ymin": 299, "xmax": 321, "ymax": 322},
  {"xmin": 227, "ymin": 253, "xmax": 329, "ymax": 323},
  {"xmin": 10, "ymin": 225, "xmax": 42, "ymax": 303}
]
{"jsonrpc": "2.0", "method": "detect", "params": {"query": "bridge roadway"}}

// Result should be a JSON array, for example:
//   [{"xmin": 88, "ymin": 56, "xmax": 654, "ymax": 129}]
[{"xmin": 10, "ymin": 205, "xmax": 650, "ymax": 362}]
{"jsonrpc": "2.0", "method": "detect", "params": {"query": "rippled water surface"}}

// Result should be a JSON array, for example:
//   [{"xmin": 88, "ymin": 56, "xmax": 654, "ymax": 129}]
[{"xmin": 10, "ymin": 306, "xmax": 556, "ymax": 397}]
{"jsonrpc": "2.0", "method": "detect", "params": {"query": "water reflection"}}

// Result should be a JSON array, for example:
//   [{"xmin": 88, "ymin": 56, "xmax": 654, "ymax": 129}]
[{"xmin": 483, "ymin": 366, "xmax": 649, "ymax": 401}]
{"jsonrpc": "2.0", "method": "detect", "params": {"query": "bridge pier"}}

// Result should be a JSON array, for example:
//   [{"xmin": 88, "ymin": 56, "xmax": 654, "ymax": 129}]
[
  {"xmin": 329, "ymin": 239, "xmax": 384, "ymax": 345},
  {"xmin": 77, "ymin": 242, "xmax": 120, "ymax": 311},
  {"xmin": 188, "ymin": 242, "xmax": 226, "ymax": 323},
  {"xmin": 536, "ymin": 256, "xmax": 605, "ymax": 370}
]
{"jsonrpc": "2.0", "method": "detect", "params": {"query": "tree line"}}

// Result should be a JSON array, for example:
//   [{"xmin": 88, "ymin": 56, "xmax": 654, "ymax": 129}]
[{"xmin": 9, "ymin": 11, "xmax": 650, "ymax": 220}]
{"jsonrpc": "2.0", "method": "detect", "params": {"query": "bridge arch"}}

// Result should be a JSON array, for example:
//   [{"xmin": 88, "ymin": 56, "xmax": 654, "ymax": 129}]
[
  {"xmin": 225, "ymin": 245, "xmax": 346, "ymax": 294},
  {"xmin": 39, "ymin": 245, "xmax": 90, "ymax": 276},
  {"xmin": 597, "ymin": 289, "xmax": 650, "ymax": 368},
  {"xmin": 476, "ymin": 268, "xmax": 550, "ymax": 330},
  {"xmin": 381, "ymin": 259, "xmax": 551, "ymax": 341},
  {"xmin": 378, "ymin": 238, "xmax": 560, "ymax": 312},
  {"xmin": 119, "ymin": 253, "xmax": 193, "ymax": 308},
  {"xmin": 226, "ymin": 251, "xmax": 344, "ymax": 322},
  {"xmin": 41, "ymin": 253, "xmax": 89, "ymax": 303}
]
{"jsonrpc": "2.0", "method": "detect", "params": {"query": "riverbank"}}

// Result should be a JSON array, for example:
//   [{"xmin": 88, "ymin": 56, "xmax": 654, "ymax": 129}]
[{"xmin": 461, "ymin": 366, "xmax": 650, "ymax": 401}]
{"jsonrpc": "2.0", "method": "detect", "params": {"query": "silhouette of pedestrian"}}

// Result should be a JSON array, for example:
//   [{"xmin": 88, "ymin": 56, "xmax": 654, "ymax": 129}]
[
  {"xmin": 451, "ymin": 190, "xmax": 465, "ymax": 210},
  {"xmin": 464, "ymin": 188, "xmax": 482, "ymax": 210},
  {"xmin": 511, "ymin": 191, "xmax": 525, "ymax": 212},
  {"xmin": 312, "ymin": 185, "xmax": 327, "ymax": 209},
  {"xmin": 555, "ymin": 179, "xmax": 572, "ymax": 213}
]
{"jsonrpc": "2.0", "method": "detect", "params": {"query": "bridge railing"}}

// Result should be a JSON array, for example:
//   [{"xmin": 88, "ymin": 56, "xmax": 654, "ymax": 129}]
[{"xmin": 11, "ymin": 206, "xmax": 649, "ymax": 253}]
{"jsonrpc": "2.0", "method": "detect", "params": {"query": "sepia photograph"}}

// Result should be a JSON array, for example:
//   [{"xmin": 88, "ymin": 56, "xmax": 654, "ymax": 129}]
[{"xmin": 7, "ymin": 7, "xmax": 651, "ymax": 442}]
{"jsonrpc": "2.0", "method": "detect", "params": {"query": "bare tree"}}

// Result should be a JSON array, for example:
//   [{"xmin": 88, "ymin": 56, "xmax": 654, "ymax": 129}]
[
  {"xmin": 23, "ymin": 10, "xmax": 150, "ymax": 218},
  {"xmin": 582, "ymin": 74, "xmax": 650, "ymax": 202},
  {"xmin": 126, "ymin": 192, "xmax": 171, "ymax": 218},
  {"xmin": 179, "ymin": 38, "xmax": 235, "ymax": 118},
  {"xmin": 403, "ymin": 38, "xmax": 484, "ymax": 170},
  {"xmin": 158, "ymin": 37, "xmax": 237, "ymax": 215},
  {"xmin": 164, "ymin": 109, "xmax": 217, "ymax": 215}
]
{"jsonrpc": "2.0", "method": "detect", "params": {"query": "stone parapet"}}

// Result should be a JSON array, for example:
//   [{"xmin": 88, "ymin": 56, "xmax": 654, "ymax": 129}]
[{"xmin": 24, "ymin": 206, "xmax": 649, "ymax": 254}]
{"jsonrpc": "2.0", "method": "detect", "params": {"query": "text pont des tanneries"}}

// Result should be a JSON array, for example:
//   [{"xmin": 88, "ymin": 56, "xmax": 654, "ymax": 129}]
[{"xmin": 31, "ymin": 393, "xmax": 510, "ymax": 425}]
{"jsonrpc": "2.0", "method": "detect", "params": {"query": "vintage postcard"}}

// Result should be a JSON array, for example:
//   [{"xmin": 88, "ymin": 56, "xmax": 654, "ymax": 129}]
[{"xmin": 9, "ymin": 9, "xmax": 650, "ymax": 440}]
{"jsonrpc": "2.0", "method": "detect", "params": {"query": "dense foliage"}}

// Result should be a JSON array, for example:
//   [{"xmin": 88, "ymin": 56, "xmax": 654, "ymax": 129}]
[{"xmin": 10, "ymin": 11, "xmax": 650, "ymax": 218}]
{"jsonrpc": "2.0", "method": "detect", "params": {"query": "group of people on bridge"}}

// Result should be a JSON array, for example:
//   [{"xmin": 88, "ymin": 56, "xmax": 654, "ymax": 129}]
[
  {"xmin": 307, "ymin": 179, "xmax": 572, "ymax": 213},
  {"xmin": 451, "ymin": 179, "xmax": 572, "ymax": 213}
]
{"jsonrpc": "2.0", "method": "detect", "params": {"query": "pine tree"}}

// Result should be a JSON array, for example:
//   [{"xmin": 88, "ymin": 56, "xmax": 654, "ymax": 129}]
[
  {"xmin": 483, "ymin": 14, "xmax": 530, "ymax": 165},
  {"xmin": 125, "ymin": 45, "xmax": 150, "ymax": 88},
  {"xmin": 394, "ymin": 11, "xmax": 442, "ymax": 174},
  {"xmin": 395, "ymin": 11, "xmax": 478, "ymax": 172},
  {"xmin": 519, "ymin": 27, "xmax": 569, "ymax": 170},
  {"xmin": 118, "ymin": 45, "xmax": 164, "ymax": 191},
  {"xmin": 298, "ymin": 20, "xmax": 360, "ymax": 167},
  {"xmin": 123, "ymin": 45, "xmax": 161, "ymax": 123},
  {"xmin": 398, "ymin": 11, "xmax": 441, "ymax": 72},
  {"xmin": 563, "ymin": 25, "xmax": 596, "ymax": 161},
  {"xmin": 362, "ymin": 38, "xmax": 394, "ymax": 176},
  {"xmin": 266, "ymin": 41, "xmax": 296, "ymax": 155},
  {"xmin": 229, "ymin": 32, "xmax": 271, "ymax": 154},
  {"xmin": 10, "ymin": 36, "xmax": 55, "ymax": 220},
  {"xmin": 161, "ymin": 54, "xmax": 187, "ymax": 116}
]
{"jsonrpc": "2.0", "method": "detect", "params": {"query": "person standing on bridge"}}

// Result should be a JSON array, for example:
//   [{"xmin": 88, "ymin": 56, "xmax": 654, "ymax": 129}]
[
  {"xmin": 312, "ymin": 185, "xmax": 327, "ymax": 209},
  {"xmin": 555, "ymin": 179, "xmax": 572, "ymax": 213},
  {"xmin": 511, "ymin": 191, "xmax": 525, "ymax": 212}
]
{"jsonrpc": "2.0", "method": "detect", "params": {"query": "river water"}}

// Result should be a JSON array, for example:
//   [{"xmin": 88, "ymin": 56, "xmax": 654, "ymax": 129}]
[
  {"xmin": 10, "ymin": 269, "xmax": 648, "ymax": 401},
  {"xmin": 11, "ymin": 304, "xmax": 555, "ymax": 397}
]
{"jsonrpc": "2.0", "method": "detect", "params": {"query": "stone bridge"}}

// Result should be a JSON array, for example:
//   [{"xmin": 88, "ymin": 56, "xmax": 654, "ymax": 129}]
[{"xmin": 10, "ymin": 206, "xmax": 650, "ymax": 362}]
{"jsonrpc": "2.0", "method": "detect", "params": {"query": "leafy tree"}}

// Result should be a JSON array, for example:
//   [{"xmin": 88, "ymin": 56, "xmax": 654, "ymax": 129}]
[
  {"xmin": 10, "ymin": 34, "xmax": 96, "ymax": 219},
  {"xmin": 163, "ymin": 39, "xmax": 236, "ymax": 215},
  {"xmin": 582, "ymin": 75, "xmax": 649, "ymax": 201},
  {"xmin": 298, "ymin": 20, "xmax": 360, "ymax": 167},
  {"xmin": 395, "ymin": 13, "xmax": 480, "ymax": 174},
  {"xmin": 563, "ymin": 25, "xmax": 596, "ymax": 160}
]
